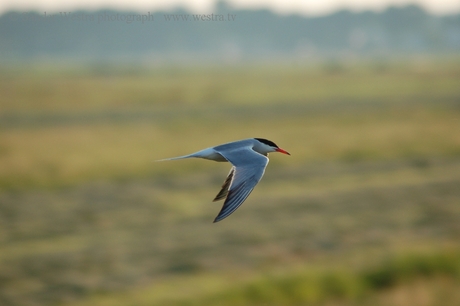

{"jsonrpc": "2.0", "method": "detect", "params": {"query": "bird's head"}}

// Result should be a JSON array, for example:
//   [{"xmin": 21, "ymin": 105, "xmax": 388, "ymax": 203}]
[{"xmin": 254, "ymin": 138, "xmax": 290, "ymax": 156}]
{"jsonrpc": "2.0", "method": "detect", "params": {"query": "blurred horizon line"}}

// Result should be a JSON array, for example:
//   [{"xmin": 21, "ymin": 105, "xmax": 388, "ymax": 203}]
[
  {"xmin": 1, "ymin": 0, "xmax": 460, "ymax": 17},
  {"xmin": 1, "ymin": 2, "xmax": 459, "ymax": 65}
]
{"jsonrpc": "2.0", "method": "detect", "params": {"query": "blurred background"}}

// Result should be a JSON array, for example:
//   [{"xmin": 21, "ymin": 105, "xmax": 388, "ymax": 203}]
[{"xmin": 0, "ymin": 0, "xmax": 460, "ymax": 305}]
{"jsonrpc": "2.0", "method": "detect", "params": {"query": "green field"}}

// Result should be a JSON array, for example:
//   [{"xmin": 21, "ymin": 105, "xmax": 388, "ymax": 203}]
[{"xmin": 0, "ymin": 59, "xmax": 459, "ymax": 306}]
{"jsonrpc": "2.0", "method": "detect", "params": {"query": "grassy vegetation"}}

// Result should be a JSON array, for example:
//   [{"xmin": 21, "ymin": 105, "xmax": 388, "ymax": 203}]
[
  {"xmin": 168, "ymin": 251, "xmax": 460, "ymax": 306},
  {"xmin": 0, "ymin": 59, "xmax": 459, "ymax": 306},
  {"xmin": 66, "ymin": 250, "xmax": 460, "ymax": 306}
]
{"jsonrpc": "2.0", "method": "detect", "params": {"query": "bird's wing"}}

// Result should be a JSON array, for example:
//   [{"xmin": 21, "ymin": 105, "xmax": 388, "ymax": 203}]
[
  {"xmin": 212, "ymin": 145, "xmax": 269, "ymax": 222},
  {"xmin": 213, "ymin": 167, "xmax": 235, "ymax": 202}
]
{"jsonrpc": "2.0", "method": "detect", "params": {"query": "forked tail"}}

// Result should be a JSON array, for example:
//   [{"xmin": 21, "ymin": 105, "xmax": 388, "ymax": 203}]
[{"xmin": 156, "ymin": 154, "xmax": 194, "ymax": 162}]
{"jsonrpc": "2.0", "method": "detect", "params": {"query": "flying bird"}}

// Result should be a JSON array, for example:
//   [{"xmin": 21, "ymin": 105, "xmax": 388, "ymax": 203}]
[{"xmin": 158, "ymin": 138, "xmax": 290, "ymax": 222}]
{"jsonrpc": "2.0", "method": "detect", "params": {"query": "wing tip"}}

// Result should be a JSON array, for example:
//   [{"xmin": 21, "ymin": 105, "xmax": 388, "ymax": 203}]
[{"xmin": 213, "ymin": 215, "xmax": 225, "ymax": 223}]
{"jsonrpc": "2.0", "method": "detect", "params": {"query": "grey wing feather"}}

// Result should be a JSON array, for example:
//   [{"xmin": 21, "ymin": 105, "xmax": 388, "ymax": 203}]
[{"xmin": 212, "ymin": 146, "xmax": 269, "ymax": 223}]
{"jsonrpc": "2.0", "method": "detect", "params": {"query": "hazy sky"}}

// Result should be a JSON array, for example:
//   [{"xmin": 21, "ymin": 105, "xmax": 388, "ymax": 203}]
[{"xmin": 1, "ymin": 0, "xmax": 459, "ymax": 15}]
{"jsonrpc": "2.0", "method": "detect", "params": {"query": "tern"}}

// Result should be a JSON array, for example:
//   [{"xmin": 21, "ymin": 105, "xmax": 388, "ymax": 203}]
[{"xmin": 158, "ymin": 138, "xmax": 290, "ymax": 222}]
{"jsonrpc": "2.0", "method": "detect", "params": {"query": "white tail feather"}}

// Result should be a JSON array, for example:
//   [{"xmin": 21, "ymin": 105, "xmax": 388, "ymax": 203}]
[
  {"xmin": 156, "ymin": 154, "xmax": 194, "ymax": 162},
  {"xmin": 156, "ymin": 147, "xmax": 227, "ymax": 162}
]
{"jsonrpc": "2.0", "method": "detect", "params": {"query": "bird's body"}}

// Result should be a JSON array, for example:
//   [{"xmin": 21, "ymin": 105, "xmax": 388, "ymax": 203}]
[{"xmin": 158, "ymin": 138, "xmax": 290, "ymax": 222}]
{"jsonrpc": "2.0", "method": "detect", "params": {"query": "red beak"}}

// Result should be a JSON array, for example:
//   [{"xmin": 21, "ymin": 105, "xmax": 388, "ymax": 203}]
[{"xmin": 276, "ymin": 148, "xmax": 290, "ymax": 155}]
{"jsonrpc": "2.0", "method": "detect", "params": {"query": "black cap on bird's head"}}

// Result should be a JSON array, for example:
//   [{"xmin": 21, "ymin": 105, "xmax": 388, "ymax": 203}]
[
  {"xmin": 254, "ymin": 138, "xmax": 290, "ymax": 155},
  {"xmin": 255, "ymin": 138, "xmax": 278, "ymax": 148}
]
